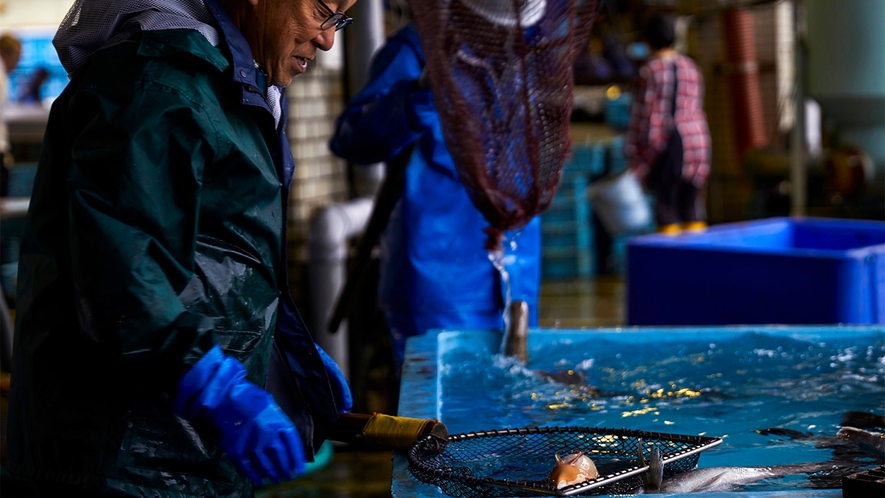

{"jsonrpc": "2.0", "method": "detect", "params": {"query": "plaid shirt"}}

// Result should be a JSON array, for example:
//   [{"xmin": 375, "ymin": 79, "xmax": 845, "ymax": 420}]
[{"xmin": 625, "ymin": 54, "xmax": 710, "ymax": 186}]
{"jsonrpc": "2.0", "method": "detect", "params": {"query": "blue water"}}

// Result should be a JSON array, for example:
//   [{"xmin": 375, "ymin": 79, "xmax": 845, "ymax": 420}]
[{"xmin": 438, "ymin": 331, "xmax": 885, "ymax": 491}]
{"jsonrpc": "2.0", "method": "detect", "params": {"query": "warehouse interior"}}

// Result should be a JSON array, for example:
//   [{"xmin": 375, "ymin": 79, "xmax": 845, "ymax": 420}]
[{"xmin": 0, "ymin": 0, "xmax": 883, "ymax": 496}]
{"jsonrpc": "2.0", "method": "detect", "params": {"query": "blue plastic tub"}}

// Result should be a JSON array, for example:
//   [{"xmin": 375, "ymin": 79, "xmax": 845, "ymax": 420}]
[
  {"xmin": 627, "ymin": 217, "xmax": 885, "ymax": 326},
  {"xmin": 392, "ymin": 326, "xmax": 884, "ymax": 497},
  {"xmin": 542, "ymin": 174, "xmax": 593, "ymax": 280}
]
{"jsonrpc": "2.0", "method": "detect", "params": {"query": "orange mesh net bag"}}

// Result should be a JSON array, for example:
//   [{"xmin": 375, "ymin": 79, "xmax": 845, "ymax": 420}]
[{"xmin": 407, "ymin": 0, "xmax": 597, "ymax": 251}]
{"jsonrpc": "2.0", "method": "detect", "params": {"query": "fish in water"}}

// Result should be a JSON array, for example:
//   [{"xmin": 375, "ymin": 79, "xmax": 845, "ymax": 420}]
[
  {"xmin": 636, "ymin": 445, "xmax": 846, "ymax": 494},
  {"xmin": 757, "ymin": 412, "xmax": 885, "ymax": 464},
  {"xmin": 499, "ymin": 306, "xmax": 629, "ymax": 398},
  {"xmin": 840, "ymin": 410, "xmax": 885, "ymax": 430},
  {"xmin": 547, "ymin": 451, "xmax": 598, "ymax": 489},
  {"xmin": 837, "ymin": 426, "xmax": 885, "ymax": 460},
  {"xmin": 532, "ymin": 368, "xmax": 629, "ymax": 398}
]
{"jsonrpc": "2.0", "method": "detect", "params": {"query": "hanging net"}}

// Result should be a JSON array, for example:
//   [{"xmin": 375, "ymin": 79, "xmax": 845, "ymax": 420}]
[{"xmin": 407, "ymin": 0, "xmax": 597, "ymax": 251}]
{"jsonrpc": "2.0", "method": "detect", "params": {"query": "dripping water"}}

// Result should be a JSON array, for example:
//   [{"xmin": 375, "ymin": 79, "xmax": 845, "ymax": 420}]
[{"xmin": 489, "ymin": 231, "xmax": 521, "ymax": 337}]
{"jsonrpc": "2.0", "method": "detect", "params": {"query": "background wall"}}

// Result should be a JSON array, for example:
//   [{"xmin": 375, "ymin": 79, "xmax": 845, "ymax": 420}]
[{"xmin": 0, "ymin": 0, "xmax": 73, "ymax": 28}]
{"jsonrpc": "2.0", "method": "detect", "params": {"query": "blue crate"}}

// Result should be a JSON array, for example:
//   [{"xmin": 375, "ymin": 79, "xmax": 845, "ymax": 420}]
[
  {"xmin": 563, "ymin": 144, "xmax": 593, "ymax": 173},
  {"xmin": 609, "ymin": 234, "xmax": 629, "ymax": 276},
  {"xmin": 589, "ymin": 142, "xmax": 607, "ymax": 178},
  {"xmin": 605, "ymin": 93, "xmax": 632, "ymax": 131},
  {"xmin": 541, "ymin": 173, "xmax": 593, "ymax": 281},
  {"xmin": 541, "ymin": 246, "xmax": 593, "ymax": 280},
  {"xmin": 541, "ymin": 222, "xmax": 594, "ymax": 280},
  {"xmin": 565, "ymin": 142, "xmax": 609, "ymax": 179},
  {"xmin": 542, "ymin": 173, "xmax": 589, "ymax": 222},
  {"xmin": 627, "ymin": 217, "xmax": 885, "ymax": 326},
  {"xmin": 605, "ymin": 135, "xmax": 626, "ymax": 175},
  {"xmin": 542, "ymin": 197, "xmax": 588, "ymax": 224},
  {"xmin": 541, "ymin": 220, "xmax": 591, "ymax": 249}
]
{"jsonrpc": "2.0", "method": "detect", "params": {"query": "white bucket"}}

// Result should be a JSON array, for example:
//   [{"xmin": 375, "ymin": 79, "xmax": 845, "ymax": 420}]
[{"xmin": 586, "ymin": 169, "xmax": 652, "ymax": 235}]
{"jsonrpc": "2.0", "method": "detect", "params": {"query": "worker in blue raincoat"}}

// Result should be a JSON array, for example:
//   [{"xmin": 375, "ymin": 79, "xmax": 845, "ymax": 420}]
[
  {"xmin": 7, "ymin": 0, "xmax": 356, "ymax": 496},
  {"xmin": 330, "ymin": 22, "xmax": 542, "ymax": 373}
]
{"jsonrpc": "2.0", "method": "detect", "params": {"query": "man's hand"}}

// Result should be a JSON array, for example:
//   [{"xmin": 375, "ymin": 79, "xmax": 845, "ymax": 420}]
[{"xmin": 176, "ymin": 346, "xmax": 306, "ymax": 484}]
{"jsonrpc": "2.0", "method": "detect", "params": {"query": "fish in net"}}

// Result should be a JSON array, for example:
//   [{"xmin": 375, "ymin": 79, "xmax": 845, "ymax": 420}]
[{"xmin": 407, "ymin": 426, "xmax": 723, "ymax": 497}]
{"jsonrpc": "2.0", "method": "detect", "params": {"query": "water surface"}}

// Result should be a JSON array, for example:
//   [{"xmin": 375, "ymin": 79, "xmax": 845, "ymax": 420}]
[{"xmin": 438, "ymin": 331, "xmax": 885, "ymax": 491}]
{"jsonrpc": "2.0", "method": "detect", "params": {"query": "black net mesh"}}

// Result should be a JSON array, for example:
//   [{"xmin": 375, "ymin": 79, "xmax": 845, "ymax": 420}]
[
  {"xmin": 407, "ymin": 0, "xmax": 597, "ymax": 249},
  {"xmin": 407, "ymin": 426, "xmax": 722, "ymax": 497}
]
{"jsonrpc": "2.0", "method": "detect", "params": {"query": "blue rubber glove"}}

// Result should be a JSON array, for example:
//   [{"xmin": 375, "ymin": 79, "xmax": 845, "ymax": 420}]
[
  {"xmin": 315, "ymin": 344, "xmax": 353, "ymax": 412},
  {"xmin": 176, "ymin": 345, "xmax": 306, "ymax": 484}
]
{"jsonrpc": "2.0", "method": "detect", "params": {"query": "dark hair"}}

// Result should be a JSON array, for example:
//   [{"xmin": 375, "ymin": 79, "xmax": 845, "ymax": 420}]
[{"xmin": 644, "ymin": 13, "xmax": 675, "ymax": 50}]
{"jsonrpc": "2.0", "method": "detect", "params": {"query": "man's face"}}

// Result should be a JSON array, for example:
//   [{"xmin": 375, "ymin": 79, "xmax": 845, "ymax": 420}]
[{"xmin": 241, "ymin": 0, "xmax": 355, "ymax": 87}]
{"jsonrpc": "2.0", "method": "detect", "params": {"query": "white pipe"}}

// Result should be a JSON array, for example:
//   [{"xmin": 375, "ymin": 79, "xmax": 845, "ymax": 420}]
[
  {"xmin": 790, "ymin": 1, "xmax": 806, "ymax": 217},
  {"xmin": 308, "ymin": 197, "xmax": 375, "ymax": 380}
]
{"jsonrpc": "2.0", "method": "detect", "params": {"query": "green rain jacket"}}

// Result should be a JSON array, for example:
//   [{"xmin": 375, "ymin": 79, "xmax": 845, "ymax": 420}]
[{"xmin": 7, "ymin": 9, "xmax": 338, "ymax": 497}]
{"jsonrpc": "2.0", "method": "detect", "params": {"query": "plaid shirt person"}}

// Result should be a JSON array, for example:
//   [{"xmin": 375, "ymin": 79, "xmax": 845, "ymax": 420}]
[{"xmin": 625, "ymin": 54, "xmax": 710, "ymax": 187}]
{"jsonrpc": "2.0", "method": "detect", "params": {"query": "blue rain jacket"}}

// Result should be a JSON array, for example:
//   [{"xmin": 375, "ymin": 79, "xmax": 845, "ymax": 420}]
[{"xmin": 330, "ymin": 24, "xmax": 541, "ymax": 358}]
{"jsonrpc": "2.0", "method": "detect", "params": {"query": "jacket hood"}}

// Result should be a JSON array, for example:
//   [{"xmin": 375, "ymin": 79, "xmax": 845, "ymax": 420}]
[{"xmin": 54, "ymin": 0, "xmax": 220, "ymax": 75}]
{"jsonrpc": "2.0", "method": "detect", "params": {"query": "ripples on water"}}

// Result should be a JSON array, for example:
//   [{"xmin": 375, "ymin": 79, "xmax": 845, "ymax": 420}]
[{"xmin": 439, "ymin": 332, "xmax": 885, "ymax": 489}]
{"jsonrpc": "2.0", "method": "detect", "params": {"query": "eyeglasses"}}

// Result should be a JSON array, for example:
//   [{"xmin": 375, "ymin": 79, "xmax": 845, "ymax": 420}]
[{"xmin": 317, "ymin": 0, "xmax": 353, "ymax": 31}]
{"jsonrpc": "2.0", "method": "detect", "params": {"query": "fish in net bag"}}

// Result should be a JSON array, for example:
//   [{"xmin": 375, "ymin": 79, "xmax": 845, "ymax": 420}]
[{"xmin": 407, "ymin": 0, "xmax": 597, "ymax": 252}]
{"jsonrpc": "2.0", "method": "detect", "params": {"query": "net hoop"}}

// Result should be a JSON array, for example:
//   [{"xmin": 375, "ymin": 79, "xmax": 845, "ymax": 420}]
[{"xmin": 407, "ymin": 425, "xmax": 722, "ymax": 497}]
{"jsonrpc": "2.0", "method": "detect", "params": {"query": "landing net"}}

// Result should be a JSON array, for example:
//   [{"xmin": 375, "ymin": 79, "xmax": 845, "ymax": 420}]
[
  {"xmin": 407, "ymin": 426, "xmax": 722, "ymax": 497},
  {"xmin": 407, "ymin": 0, "xmax": 597, "ymax": 250}
]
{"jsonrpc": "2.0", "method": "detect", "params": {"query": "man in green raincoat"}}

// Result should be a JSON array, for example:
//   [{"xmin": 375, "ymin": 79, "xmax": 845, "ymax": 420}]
[{"xmin": 7, "ymin": 0, "xmax": 356, "ymax": 496}]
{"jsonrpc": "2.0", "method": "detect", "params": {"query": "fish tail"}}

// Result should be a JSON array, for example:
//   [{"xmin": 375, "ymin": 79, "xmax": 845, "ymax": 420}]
[
  {"xmin": 767, "ymin": 461, "xmax": 850, "ymax": 478},
  {"xmin": 643, "ymin": 445, "xmax": 664, "ymax": 490}
]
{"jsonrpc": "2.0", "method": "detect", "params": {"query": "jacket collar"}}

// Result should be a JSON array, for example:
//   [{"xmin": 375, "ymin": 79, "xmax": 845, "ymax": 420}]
[
  {"xmin": 203, "ymin": 0, "xmax": 269, "ymax": 105},
  {"xmin": 203, "ymin": 0, "xmax": 293, "ymax": 188}
]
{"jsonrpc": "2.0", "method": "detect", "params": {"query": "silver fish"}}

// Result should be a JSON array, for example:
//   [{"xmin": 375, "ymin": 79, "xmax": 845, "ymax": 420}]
[{"xmin": 637, "ymin": 445, "xmax": 843, "ymax": 494}]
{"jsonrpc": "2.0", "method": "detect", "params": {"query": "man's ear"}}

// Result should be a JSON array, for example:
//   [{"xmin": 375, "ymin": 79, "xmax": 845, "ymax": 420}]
[{"xmin": 247, "ymin": 0, "xmax": 259, "ymax": 6}]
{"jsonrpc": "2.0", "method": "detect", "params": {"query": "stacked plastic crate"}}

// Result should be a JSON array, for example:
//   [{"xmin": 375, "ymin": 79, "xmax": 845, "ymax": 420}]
[
  {"xmin": 605, "ymin": 135, "xmax": 632, "ymax": 275},
  {"xmin": 540, "ymin": 143, "xmax": 606, "ymax": 280}
]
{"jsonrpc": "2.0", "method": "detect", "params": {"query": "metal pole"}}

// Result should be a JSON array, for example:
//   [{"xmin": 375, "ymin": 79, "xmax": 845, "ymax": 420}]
[
  {"xmin": 344, "ymin": 0, "xmax": 386, "ymax": 198},
  {"xmin": 790, "ymin": 1, "xmax": 806, "ymax": 216},
  {"xmin": 346, "ymin": 0, "xmax": 386, "ymax": 96}
]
